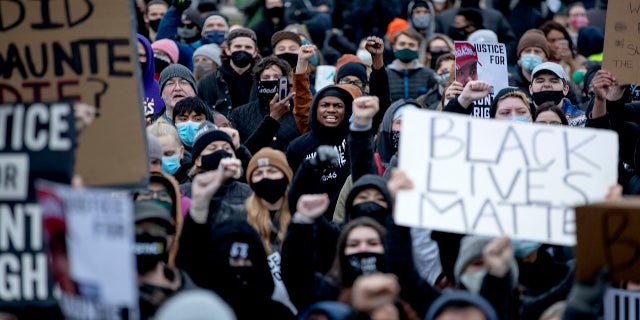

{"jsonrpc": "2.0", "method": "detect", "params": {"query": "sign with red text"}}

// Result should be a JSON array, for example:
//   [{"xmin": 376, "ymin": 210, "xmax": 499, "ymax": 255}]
[
  {"xmin": 395, "ymin": 109, "xmax": 618, "ymax": 246},
  {"xmin": 0, "ymin": 0, "xmax": 147, "ymax": 186}
]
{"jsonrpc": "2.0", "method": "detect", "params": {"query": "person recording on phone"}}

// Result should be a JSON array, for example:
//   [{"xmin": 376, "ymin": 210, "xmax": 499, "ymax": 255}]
[{"xmin": 228, "ymin": 56, "xmax": 300, "ymax": 155}]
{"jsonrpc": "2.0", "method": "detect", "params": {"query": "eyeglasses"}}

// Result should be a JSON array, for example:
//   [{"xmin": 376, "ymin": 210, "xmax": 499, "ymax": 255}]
[
  {"xmin": 164, "ymin": 79, "xmax": 192, "ymax": 89},
  {"xmin": 135, "ymin": 189, "xmax": 173, "ymax": 204},
  {"xmin": 338, "ymin": 78, "xmax": 364, "ymax": 88}
]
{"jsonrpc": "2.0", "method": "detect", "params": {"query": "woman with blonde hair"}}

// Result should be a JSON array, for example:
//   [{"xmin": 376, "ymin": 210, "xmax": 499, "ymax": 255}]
[{"xmin": 245, "ymin": 147, "xmax": 294, "ymax": 254}]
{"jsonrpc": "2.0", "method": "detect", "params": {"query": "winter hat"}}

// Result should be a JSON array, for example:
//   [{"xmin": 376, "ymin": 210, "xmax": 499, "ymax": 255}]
[
  {"xmin": 159, "ymin": 64, "xmax": 197, "ymax": 92},
  {"xmin": 155, "ymin": 289, "xmax": 236, "ymax": 320},
  {"xmin": 226, "ymin": 27, "xmax": 257, "ymax": 46},
  {"xmin": 455, "ymin": 42, "xmax": 480, "ymax": 71},
  {"xmin": 333, "ymin": 54, "xmax": 363, "ymax": 83},
  {"xmin": 152, "ymin": 39, "xmax": 180, "ymax": 64},
  {"xmin": 424, "ymin": 290, "xmax": 498, "ymax": 320},
  {"xmin": 411, "ymin": 0, "xmax": 430, "ymax": 11},
  {"xmin": 577, "ymin": 26, "xmax": 604, "ymax": 58},
  {"xmin": 134, "ymin": 200, "xmax": 173, "ymax": 227},
  {"xmin": 467, "ymin": 29, "xmax": 498, "ymax": 43},
  {"xmin": 271, "ymin": 30, "xmax": 302, "ymax": 48},
  {"xmin": 517, "ymin": 29, "xmax": 549, "ymax": 58},
  {"xmin": 147, "ymin": 133, "xmax": 163, "ymax": 162},
  {"xmin": 298, "ymin": 301, "xmax": 353, "ymax": 320},
  {"xmin": 191, "ymin": 121, "xmax": 234, "ymax": 160},
  {"xmin": 183, "ymin": 8, "xmax": 202, "ymax": 28},
  {"xmin": 284, "ymin": 24, "xmax": 312, "ymax": 43},
  {"xmin": 454, "ymin": 235, "xmax": 492, "ymax": 284},
  {"xmin": 336, "ymin": 62, "xmax": 368, "ymax": 85},
  {"xmin": 246, "ymin": 147, "xmax": 293, "ymax": 184},
  {"xmin": 193, "ymin": 44, "xmax": 222, "ymax": 67},
  {"xmin": 386, "ymin": 18, "xmax": 410, "ymax": 43},
  {"xmin": 202, "ymin": 14, "xmax": 229, "ymax": 30}
]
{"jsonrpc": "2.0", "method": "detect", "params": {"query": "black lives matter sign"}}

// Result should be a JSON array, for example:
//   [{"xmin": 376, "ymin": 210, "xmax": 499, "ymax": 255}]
[{"xmin": 0, "ymin": 102, "xmax": 75, "ymax": 307}]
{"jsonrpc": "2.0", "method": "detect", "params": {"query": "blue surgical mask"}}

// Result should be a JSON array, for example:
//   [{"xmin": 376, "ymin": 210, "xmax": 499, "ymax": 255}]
[
  {"xmin": 511, "ymin": 240, "xmax": 541, "ymax": 259},
  {"xmin": 162, "ymin": 154, "xmax": 181, "ymax": 175},
  {"xmin": 505, "ymin": 116, "xmax": 531, "ymax": 123},
  {"xmin": 176, "ymin": 121, "xmax": 200, "ymax": 146},
  {"xmin": 520, "ymin": 54, "xmax": 543, "ymax": 73},
  {"xmin": 435, "ymin": 72, "xmax": 450, "ymax": 87},
  {"xmin": 203, "ymin": 30, "xmax": 226, "ymax": 45}
]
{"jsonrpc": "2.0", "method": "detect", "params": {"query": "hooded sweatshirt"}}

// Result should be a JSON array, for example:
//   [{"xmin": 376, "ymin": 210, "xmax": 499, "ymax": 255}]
[
  {"xmin": 424, "ymin": 290, "xmax": 499, "ymax": 320},
  {"xmin": 137, "ymin": 34, "xmax": 165, "ymax": 116},
  {"xmin": 286, "ymin": 84, "xmax": 362, "ymax": 218},
  {"xmin": 344, "ymin": 174, "xmax": 393, "ymax": 224},
  {"xmin": 376, "ymin": 99, "xmax": 421, "ymax": 166}
]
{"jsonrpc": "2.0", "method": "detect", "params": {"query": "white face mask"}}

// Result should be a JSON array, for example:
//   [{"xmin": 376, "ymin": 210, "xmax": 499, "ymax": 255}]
[{"xmin": 460, "ymin": 270, "xmax": 487, "ymax": 294}]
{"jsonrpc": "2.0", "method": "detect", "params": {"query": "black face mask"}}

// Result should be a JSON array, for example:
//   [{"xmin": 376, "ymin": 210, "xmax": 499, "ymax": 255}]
[
  {"xmin": 451, "ymin": 26, "xmax": 468, "ymax": 40},
  {"xmin": 461, "ymin": 0, "xmax": 480, "ymax": 7},
  {"xmin": 135, "ymin": 232, "xmax": 167, "ymax": 275},
  {"xmin": 257, "ymin": 80, "xmax": 279, "ymax": 105},
  {"xmin": 351, "ymin": 202, "xmax": 388, "ymax": 225},
  {"xmin": 391, "ymin": 130, "xmax": 400, "ymax": 151},
  {"xmin": 342, "ymin": 252, "xmax": 386, "ymax": 287},
  {"xmin": 265, "ymin": 6, "xmax": 284, "ymax": 19},
  {"xmin": 429, "ymin": 50, "xmax": 449, "ymax": 69},
  {"xmin": 276, "ymin": 53, "xmax": 299, "ymax": 69},
  {"xmin": 531, "ymin": 90, "xmax": 565, "ymax": 106},
  {"xmin": 231, "ymin": 50, "xmax": 253, "ymax": 68},
  {"xmin": 140, "ymin": 61, "xmax": 148, "ymax": 73},
  {"xmin": 148, "ymin": 18, "xmax": 161, "ymax": 32},
  {"xmin": 251, "ymin": 177, "xmax": 288, "ymax": 204},
  {"xmin": 201, "ymin": 150, "xmax": 233, "ymax": 171},
  {"xmin": 154, "ymin": 57, "xmax": 170, "ymax": 75}
]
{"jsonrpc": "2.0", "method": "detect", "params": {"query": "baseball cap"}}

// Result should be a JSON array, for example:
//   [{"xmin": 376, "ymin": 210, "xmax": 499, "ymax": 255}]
[{"xmin": 530, "ymin": 62, "xmax": 568, "ymax": 83}]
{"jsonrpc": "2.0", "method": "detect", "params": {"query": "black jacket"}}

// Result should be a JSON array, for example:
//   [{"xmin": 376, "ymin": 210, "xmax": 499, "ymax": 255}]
[
  {"xmin": 197, "ymin": 63, "xmax": 258, "ymax": 118},
  {"xmin": 229, "ymin": 100, "xmax": 301, "ymax": 154}
]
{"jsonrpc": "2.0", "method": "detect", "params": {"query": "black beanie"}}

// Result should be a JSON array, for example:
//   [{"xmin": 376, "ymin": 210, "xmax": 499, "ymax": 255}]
[
  {"xmin": 489, "ymin": 87, "xmax": 530, "ymax": 118},
  {"xmin": 191, "ymin": 121, "xmax": 235, "ymax": 160},
  {"xmin": 336, "ymin": 62, "xmax": 368, "ymax": 85}
]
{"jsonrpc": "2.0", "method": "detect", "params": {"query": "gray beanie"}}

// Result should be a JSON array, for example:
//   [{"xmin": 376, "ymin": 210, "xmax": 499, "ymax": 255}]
[
  {"xmin": 155, "ymin": 289, "xmax": 236, "ymax": 320},
  {"xmin": 454, "ymin": 235, "xmax": 519, "ymax": 287},
  {"xmin": 159, "ymin": 64, "xmax": 197, "ymax": 93},
  {"xmin": 193, "ymin": 44, "xmax": 222, "ymax": 67},
  {"xmin": 147, "ymin": 133, "xmax": 163, "ymax": 161}
]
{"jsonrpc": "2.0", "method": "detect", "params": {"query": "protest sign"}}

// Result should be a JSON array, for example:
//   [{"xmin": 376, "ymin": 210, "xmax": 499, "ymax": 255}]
[
  {"xmin": 268, "ymin": 252, "xmax": 297, "ymax": 314},
  {"xmin": 36, "ymin": 181, "xmax": 138, "ymax": 320},
  {"xmin": 575, "ymin": 199, "xmax": 640, "ymax": 282},
  {"xmin": 315, "ymin": 65, "xmax": 336, "ymax": 91},
  {"xmin": 455, "ymin": 41, "xmax": 509, "ymax": 118},
  {"xmin": 602, "ymin": 2, "xmax": 640, "ymax": 84},
  {"xmin": 604, "ymin": 287, "xmax": 640, "ymax": 320},
  {"xmin": 0, "ymin": 102, "xmax": 75, "ymax": 309},
  {"xmin": 0, "ymin": 0, "xmax": 148, "ymax": 186},
  {"xmin": 395, "ymin": 109, "xmax": 618, "ymax": 246}
]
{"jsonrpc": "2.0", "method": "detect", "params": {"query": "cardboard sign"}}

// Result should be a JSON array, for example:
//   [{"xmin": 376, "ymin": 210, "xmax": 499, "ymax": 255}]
[
  {"xmin": 602, "ymin": 2, "xmax": 640, "ymax": 84},
  {"xmin": 576, "ymin": 198, "xmax": 640, "ymax": 282},
  {"xmin": 454, "ymin": 41, "xmax": 509, "ymax": 118},
  {"xmin": 0, "ymin": 0, "xmax": 148, "ymax": 186},
  {"xmin": 36, "ymin": 181, "xmax": 138, "ymax": 319},
  {"xmin": 0, "ymin": 102, "xmax": 75, "ymax": 308},
  {"xmin": 395, "ymin": 109, "xmax": 618, "ymax": 246},
  {"xmin": 604, "ymin": 287, "xmax": 640, "ymax": 320}
]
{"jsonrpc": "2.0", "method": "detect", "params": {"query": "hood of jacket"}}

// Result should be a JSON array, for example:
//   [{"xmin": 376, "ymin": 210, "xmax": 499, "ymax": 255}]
[
  {"xmin": 137, "ymin": 33, "xmax": 164, "ymax": 115},
  {"xmin": 308, "ymin": 84, "xmax": 361, "ymax": 141},
  {"xmin": 424, "ymin": 290, "xmax": 498, "ymax": 320},
  {"xmin": 376, "ymin": 99, "xmax": 421, "ymax": 164},
  {"xmin": 344, "ymin": 174, "xmax": 393, "ymax": 221},
  {"xmin": 407, "ymin": 0, "xmax": 436, "ymax": 36}
]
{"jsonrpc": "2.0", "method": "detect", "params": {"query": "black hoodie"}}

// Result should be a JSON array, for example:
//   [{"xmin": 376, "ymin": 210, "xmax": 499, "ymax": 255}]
[
  {"xmin": 177, "ymin": 217, "xmax": 293, "ymax": 320},
  {"xmin": 376, "ymin": 99, "xmax": 421, "ymax": 167}
]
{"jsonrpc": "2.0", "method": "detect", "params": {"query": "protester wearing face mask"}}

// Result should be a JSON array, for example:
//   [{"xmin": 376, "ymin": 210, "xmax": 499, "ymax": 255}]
[
  {"xmin": 197, "ymin": 28, "xmax": 260, "ymax": 118},
  {"xmin": 147, "ymin": 119, "xmax": 192, "ymax": 184},
  {"xmin": 420, "ymin": 53, "xmax": 454, "ymax": 110},
  {"xmin": 134, "ymin": 200, "xmax": 197, "ymax": 320},
  {"xmin": 387, "ymin": 28, "xmax": 436, "ymax": 101},
  {"xmin": 200, "ymin": 14, "xmax": 228, "ymax": 46},
  {"xmin": 529, "ymin": 62, "xmax": 586, "ymax": 127},
  {"xmin": 138, "ymin": 34, "xmax": 165, "ymax": 119},
  {"xmin": 566, "ymin": 3, "xmax": 589, "ymax": 47},
  {"xmin": 192, "ymin": 43, "xmax": 222, "ymax": 81},
  {"xmin": 141, "ymin": 0, "xmax": 168, "ymax": 43},
  {"xmin": 153, "ymin": 0, "xmax": 204, "ymax": 70},
  {"xmin": 228, "ymin": 56, "xmax": 299, "ymax": 154},
  {"xmin": 509, "ymin": 29, "xmax": 549, "ymax": 101},
  {"xmin": 489, "ymin": 87, "xmax": 533, "ymax": 123},
  {"xmin": 151, "ymin": 39, "xmax": 180, "ymax": 79},
  {"xmin": 252, "ymin": 0, "xmax": 288, "ymax": 57},
  {"xmin": 421, "ymin": 33, "xmax": 454, "ymax": 71},
  {"xmin": 407, "ymin": 0, "xmax": 436, "ymax": 41},
  {"xmin": 172, "ymin": 97, "xmax": 212, "ymax": 149},
  {"xmin": 271, "ymin": 30, "xmax": 302, "ymax": 70}
]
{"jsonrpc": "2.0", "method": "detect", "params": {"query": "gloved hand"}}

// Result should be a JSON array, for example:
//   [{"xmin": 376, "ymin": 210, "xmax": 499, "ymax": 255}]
[
  {"xmin": 173, "ymin": 0, "xmax": 192, "ymax": 11},
  {"xmin": 565, "ymin": 268, "xmax": 609, "ymax": 316},
  {"xmin": 309, "ymin": 145, "xmax": 340, "ymax": 167}
]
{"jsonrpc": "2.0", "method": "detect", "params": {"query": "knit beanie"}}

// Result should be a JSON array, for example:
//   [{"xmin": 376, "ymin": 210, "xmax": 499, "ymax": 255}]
[
  {"xmin": 246, "ymin": 147, "xmax": 293, "ymax": 184},
  {"xmin": 386, "ymin": 18, "xmax": 410, "ymax": 43},
  {"xmin": 147, "ymin": 133, "xmax": 163, "ymax": 162},
  {"xmin": 271, "ymin": 30, "xmax": 302, "ymax": 48},
  {"xmin": 226, "ymin": 27, "xmax": 257, "ymax": 46},
  {"xmin": 333, "ymin": 54, "xmax": 363, "ymax": 83},
  {"xmin": 183, "ymin": 8, "xmax": 202, "ymax": 28},
  {"xmin": 193, "ymin": 44, "xmax": 222, "ymax": 67},
  {"xmin": 284, "ymin": 24, "xmax": 312, "ymax": 43},
  {"xmin": 155, "ymin": 290, "xmax": 236, "ymax": 320},
  {"xmin": 191, "ymin": 121, "xmax": 234, "ymax": 160},
  {"xmin": 336, "ymin": 62, "xmax": 368, "ymax": 85},
  {"xmin": 152, "ymin": 39, "xmax": 179, "ymax": 64},
  {"xmin": 517, "ymin": 29, "xmax": 549, "ymax": 58},
  {"xmin": 202, "ymin": 14, "xmax": 229, "ymax": 30},
  {"xmin": 159, "ymin": 64, "xmax": 197, "ymax": 92}
]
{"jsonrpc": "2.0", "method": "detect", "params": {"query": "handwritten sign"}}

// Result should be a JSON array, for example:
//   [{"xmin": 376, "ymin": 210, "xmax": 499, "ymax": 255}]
[
  {"xmin": 0, "ymin": 102, "xmax": 75, "ymax": 309},
  {"xmin": 395, "ymin": 109, "xmax": 618, "ymax": 246},
  {"xmin": 36, "ymin": 181, "xmax": 138, "ymax": 319},
  {"xmin": 0, "ymin": 0, "xmax": 147, "ymax": 186},
  {"xmin": 454, "ymin": 41, "xmax": 508, "ymax": 118},
  {"xmin": 603, "ymin": 2, "xmax": 640, "ymax": 83},
  {"xmin": 604, "ymin": 287, "xmax": 640, "ymax": 320},
  {"xmin": 575, "ymin": 198, "xmax": 640, "ymax": 282}
]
